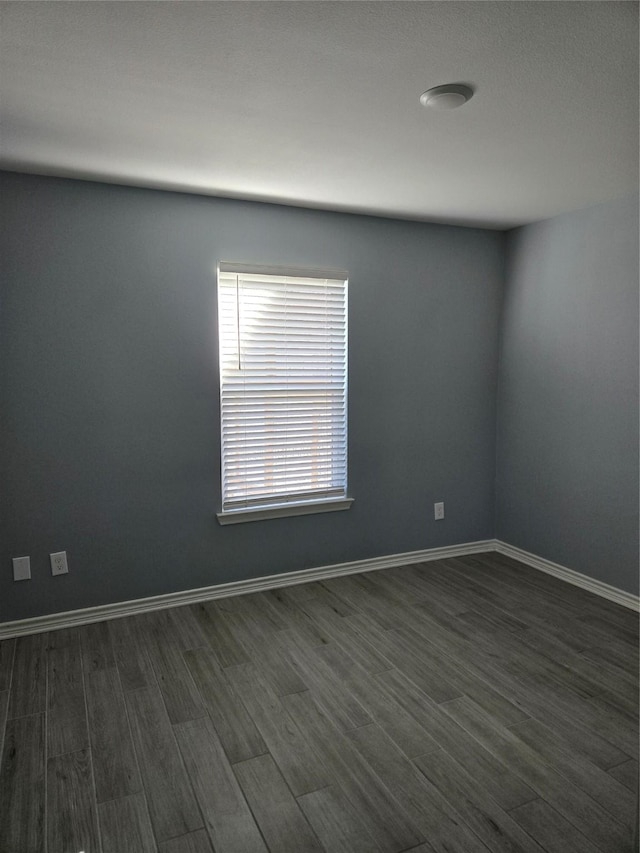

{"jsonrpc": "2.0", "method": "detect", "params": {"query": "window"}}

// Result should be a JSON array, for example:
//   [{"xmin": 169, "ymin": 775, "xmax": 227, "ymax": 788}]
[{"xmin": 216, "ymin": 263, "xmax": 351, "ymax": 524}]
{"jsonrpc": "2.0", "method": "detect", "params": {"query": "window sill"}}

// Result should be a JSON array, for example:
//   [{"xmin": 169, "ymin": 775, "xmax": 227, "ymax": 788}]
[{"xmin": 217, "ymin": 498, "xmax": 353, "ymax": 525}]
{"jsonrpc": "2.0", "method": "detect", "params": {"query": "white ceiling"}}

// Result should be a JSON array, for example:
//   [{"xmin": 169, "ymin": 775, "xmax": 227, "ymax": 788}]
[{"xmin": 1, "ymin": 1, "xmax": 638, "ymax": 229}]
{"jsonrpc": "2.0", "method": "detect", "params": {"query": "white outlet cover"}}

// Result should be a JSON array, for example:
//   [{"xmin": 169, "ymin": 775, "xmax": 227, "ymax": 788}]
[
  {"xmin": 50, "ymin": 551, "xmax": 69, "ymax": 575},
  {"xmin": 12, "ymin": 556, "xmax": 31, "ymax": 581},
  {"xmin": 434, "ymin": 502, "xmax": 445, "ymax": 520}
]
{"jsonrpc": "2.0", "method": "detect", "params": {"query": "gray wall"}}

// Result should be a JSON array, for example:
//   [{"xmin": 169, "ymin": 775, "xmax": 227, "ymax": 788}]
[
  {"xmin": 496, "ymin": 194, "xmax": 639, "ymax": 595},
  {"xmin": 1, "ymin": 171, "xmax": 503, "ymax": 622}
]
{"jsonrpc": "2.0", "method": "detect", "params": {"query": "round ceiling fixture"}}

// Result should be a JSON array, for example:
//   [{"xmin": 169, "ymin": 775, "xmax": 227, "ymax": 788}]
[{"xmin": 419, "ymin": 84, "xmax": 474, "ymax": 111}]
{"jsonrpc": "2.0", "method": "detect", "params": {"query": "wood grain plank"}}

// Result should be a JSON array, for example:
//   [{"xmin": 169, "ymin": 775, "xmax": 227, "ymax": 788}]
[
  {"xmin": 583, "ymin": 633, "xmax": 640, "ymax": 678},
  {"xmin": 500, "ymin": 661, "xmax": 639, "ymax": 760},
  {"xmin": 277, "ymin": 632, "xmax": 372, "ymax": 731},
  {"xmin": 265, "ymin": 588, "xmax": 334, "ymax": 647},
  {"xmin": 607, "ymin": 758, "xmax": 639, "ymax": 792},
  {"xmin": 574, "ymin": 593, "xmax": 640, "ymax": 634},
  {"xmin": 579, "ymin": 644, "xmax": 639, "ymax": 680},
  {"xmin": 215, "ymin": 593, "xmax": 254, "ymax": 613},
  {"xmin": 509, "ymin": 798, "xmax": 602, "ymax": 853},
  {"xmin": 459, "ymin": 554, "xmax": 628, "ymax": 632},
  {"xmin": 441, "ymin": 695, "xmax": 629, "ymax": 853},
  {"xmin": 99, "ymin": 792, "xmax": 157, "ymax": 853},
  {"xmin": 277, "ymin": 582, "xmax": 322, "ymax": 603},
  {"xmin": 47, "ymin": 630, "xmax": 89, "ymax": 757},
  {"xmin": 315, "ymin": 643, "xmax": 440, "ymax": 760},
  {"xmin": 126, "ymin": 685, "xmax": 202, "ymax": 841},
  {"xmin": 413, "ymin": 748, "xmax": 544, "ymax": 853},
  {"xmin": 493, "ymin": 640, "xmax": 610, "ymax": 711},
  {"xmin": 233, "ymin": 753, "xmax": 324, "ymax": 853},
  {"xmin": 301, "ymin": 598, "xmax": 394, "ymax": 674},
  {"xmin": 514, "ymin": 690, "xmax": 627, "ymax": 771},
  {"xmin": 346, "ymin": 723, "xmax": 490, "ymax": 853},
  {"xmin": 426, "ymin": 559, "xmax": 541, "ymax": 628},
  {"xmin": 297, "ymin": 785, "xmax": 385, "ymax": 853},
  {"xmin": 159, "ymin": 830, "xmax": 214, "ymax": 853},
  {"xmin": 46, "ymin": 626, "xmax": 82, "ymax": 650},
  {"xmin": 306, "ymin": 581, "xmax": 357, "ymax": 616},
  {"xmin": 587, "ymin": 673, "xmax": 640, "ymax": 714},
  {"xmin": 509, "ymin": 716, "xmax": 636, "ymax": 824},
  {"xmin": 494, "ymin": 681, "xmax": 627, "ymax": 771},
  {"xmin": 140, "ymin": 610, "xmax": 205, "ymax": 724},
  {"xmin": 240, "ymin": 593, "xmax": 291, "ymax": 631},
  {"xmin": 47, "ymin": 748, "xmax": 100, "ymax": 853},
  {"xmin": 8, "ymin": 633, "xmax": 46, "ymax": 719},
  {"xmin": 369, "ymin": 627, "xmax": 465, "ymax": 705},
  {"xmin": 528, "ymin": 606, "xmax": 628, "ymax": 657},
  {"xmin": 224, "ymin": 662, "xmax": 329, "ymax": 796},
  {"xmin": 224, "ymin": 609, "xmax": 307, "ymax": 696},
  {"xmin": 577, "ymin": 613, "xmax": 640, "ymax": 648},
  {"xmin": 174, "ymin": 714, "xmax": 267, "ymax": 853},
  {"xmin": 395, "ymin": 564, "xmax": 470, "ymax": 616},
  {"xmin": 80, "ymin": 620, "xmax": 116, "ymax": 673},
  {"xmin": 0, "ymin": 714, "xmax": 45, "ymax": 853},
  {"xmin": 358, "ymin": 568, "xmax": 428, "ymax": 607},
  {"xmin": 585, "ymin": 692, "xmax": 639, "ymax": 758},
  {"xmin": 167, "ymin": 605, "xmax": 208, "ymax": 651},
  {"xmin": 519, "ymin": 629, "xmax": 638, "ymax": 719},
  {"xmin": 0, "ymin": 691, "xmax": 9, "ymax": 760},
  {"xmin": 183, "ymin": 647, "xmax": 267, "ymax": 764},
  {"xmin": 416, "ymin": 622, "xmax": 630, "ymax": 770},
  {"xmin": 0, "ymin": 638, "xmax": 15, "ymax": 692},
  {"xmin": 515, "ymin": 629, "xmax": 639, "ymax": 705},
  {"xmin": 455, "ymin": 601, "xmax": 531, "ymax": 637},
  {"xmin": 85, "ymin": 666, "xmax": 141, "ymax": 802},
  {"xmin": 398, "ymin": 847, "xmax": 434, "ymax": 853},
  {"xmin": 284, "ymin": 690, "xmax": 425, "ymax": 853},
  {"xmin": 350, "ymin": 573, "xmax": 410, "ymax": 613},
  {"xmin": 375, "ymin": 668, "xmax": 537, "ymax": 811},
  {"xmin": 191, "ymin": 601, "xmax": 250, "ymax": 667},
  {"xmin": 322, "ymin": 575, "xmax": 405, "ymax": 630},
  {"xmin": 455, "ymin": 555, "xmax": 588, "ymax": 618},
  {"xmin": 109, "ymin": 615, "xmax": 155, "ymax": 692},
  {"xmin": 437, "ymin": 557, "xmax": 594, "ymax": 651},
  {"xmin": 343, "ymin": 611, "xmax": 401, "ymax": 654},
  {"xmin": 486, "ymin": 624, "xmax": 633, "ymax": 709},
  {"xmin": 397, "ymin": 620, "xmax": 530, "ymax": 725}
]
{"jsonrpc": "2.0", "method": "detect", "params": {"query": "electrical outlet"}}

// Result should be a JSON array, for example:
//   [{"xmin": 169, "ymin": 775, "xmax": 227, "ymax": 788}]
[
  {"xmin": 434, "ymin": 501, "xmax": 445, "ymax": 520},
  {"xmin": 50, "ymin": 551, "xmax": 69, "ymax": 576},
  {"xmin": 12, "ymin": 556, "xmax": 31, "ymax": 581}
]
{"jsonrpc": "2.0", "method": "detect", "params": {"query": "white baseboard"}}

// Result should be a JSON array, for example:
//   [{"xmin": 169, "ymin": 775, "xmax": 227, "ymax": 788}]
[
  {"xmin": 2, "ymin": 537, "xmax": 636, "ymax": 638},
  {"xmin": 495, "ymin": 540, "xmax": 640, "ymax": 612},
  {"xmin": 0, "ymin": 539, "xmax": 494, "ymax": 639}
]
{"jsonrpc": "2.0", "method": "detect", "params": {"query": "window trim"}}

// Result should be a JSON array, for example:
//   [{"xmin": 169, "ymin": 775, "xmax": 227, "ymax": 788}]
[
  {"xmin": 218, "ymin": 261, "xmax": 349, "ymax": 281},
  {"xmin": 216, "ymin": 497, "xmax": 353, "ymax": 525},
  {"xmin": 216, "ymin": 261, "xmax": 351, "ymax": 524}
]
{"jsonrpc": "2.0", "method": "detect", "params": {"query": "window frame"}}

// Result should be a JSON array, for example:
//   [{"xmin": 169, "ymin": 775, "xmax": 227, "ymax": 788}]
[{"xmin": 215, "ymin": 262, "xmax": 352, "ymax": 525}]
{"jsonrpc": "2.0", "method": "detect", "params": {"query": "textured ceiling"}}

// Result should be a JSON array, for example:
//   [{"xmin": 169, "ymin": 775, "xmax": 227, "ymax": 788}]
[{"xmin": 1, "ymin": 1, "xmax": 638, "ymax": 228}]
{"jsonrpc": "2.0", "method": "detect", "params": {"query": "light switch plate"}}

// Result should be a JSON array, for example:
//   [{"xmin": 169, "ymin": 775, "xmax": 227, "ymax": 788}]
[{"xmin": 13, "ymin": 556, "xmax": 31, "ymax": 581}]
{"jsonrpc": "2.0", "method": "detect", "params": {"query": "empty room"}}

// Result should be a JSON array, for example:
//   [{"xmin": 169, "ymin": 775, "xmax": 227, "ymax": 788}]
[{"xmin": 0, "ymin": 2, "xmax": 638, "ymax": 852}]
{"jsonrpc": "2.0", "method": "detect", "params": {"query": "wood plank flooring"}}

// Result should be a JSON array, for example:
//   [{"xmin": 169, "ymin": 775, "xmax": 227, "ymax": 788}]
[{"xmin": 0, "ymin": 552, "xmax": 637, "ymax": 853}]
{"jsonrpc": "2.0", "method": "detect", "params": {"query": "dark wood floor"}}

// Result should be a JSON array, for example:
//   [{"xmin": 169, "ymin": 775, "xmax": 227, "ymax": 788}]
[{"xmin": 0, "ymin": 551, "xmax": 638, "ymax": 853}]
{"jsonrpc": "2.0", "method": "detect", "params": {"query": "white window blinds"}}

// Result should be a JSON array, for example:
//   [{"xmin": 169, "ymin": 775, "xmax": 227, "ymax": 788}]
[{"xmin": 217, "ymin": 263, "xmax": 348, "ymax": 514}]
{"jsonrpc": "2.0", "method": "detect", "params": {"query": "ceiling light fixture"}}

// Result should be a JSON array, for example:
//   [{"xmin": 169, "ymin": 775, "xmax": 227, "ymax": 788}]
[{"xmin": 420, "ymin": 84, "xmax": 474, "ymax": 111}]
